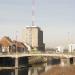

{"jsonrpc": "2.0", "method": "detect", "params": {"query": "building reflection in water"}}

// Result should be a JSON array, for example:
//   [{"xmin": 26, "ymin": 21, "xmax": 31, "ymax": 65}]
[
  {"xmin": 0, "ymin": 69, "xmax": 14, "ymax": 75},
  {"xmin": 0, "ymin": 64, "xmax": 46, "ymax": 75},
  {"xmin": 28, "ymin": 65, "xmax": 45, "ymax": 75}
]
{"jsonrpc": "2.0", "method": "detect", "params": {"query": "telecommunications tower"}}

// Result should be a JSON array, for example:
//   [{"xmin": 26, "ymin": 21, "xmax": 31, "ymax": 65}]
[{"xmin": 32, "ymin": 0, "xmax": 36, "ymax": 26}]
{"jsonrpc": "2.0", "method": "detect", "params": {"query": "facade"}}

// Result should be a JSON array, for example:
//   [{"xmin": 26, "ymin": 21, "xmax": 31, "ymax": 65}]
[
  {"xmin": 0, "ymin": 36, "xmax": 12, "ymax": 53},
  {"xmin": 56, "ymin": 44, "xmax": 75, "ymax": 53},
  {"xmin": 68, "ymin": 44, "xmax": 75, "ymax": 52},
  {"xmin": 0, "ymin": 36, "xmax": 28, "ymax": 53},
  {"xmin": 23, "ymin": 26, "xmax": 45, "ymax": 51},
  {"xmin": 12, "ymin": 41, "xmax": 28, "ymax": 53}
]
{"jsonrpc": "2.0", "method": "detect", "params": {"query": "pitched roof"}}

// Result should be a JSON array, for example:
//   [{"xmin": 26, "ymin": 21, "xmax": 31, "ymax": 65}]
[
  {"xmin": 0, "ymin": 36, "xmax": 27, "ymax": 49},
  {"xmin": 0, "ymin": 36, "xmax": 12, "ymax": 47},
  {"xmin": 12, "ymin": 40, "xmax": 26, "ymax": 48}
]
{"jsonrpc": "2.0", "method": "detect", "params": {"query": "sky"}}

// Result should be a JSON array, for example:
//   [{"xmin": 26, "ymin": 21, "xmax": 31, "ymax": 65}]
[{"xmin": 0, "ymin": 0, "xmax": 75, "ymax": 48}]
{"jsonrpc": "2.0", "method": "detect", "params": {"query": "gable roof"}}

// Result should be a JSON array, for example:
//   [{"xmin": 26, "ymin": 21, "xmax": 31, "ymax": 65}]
[
  {"xmin": 0, "ymin": 36, "xmax": 12, "ymax": 47},
  {"xmin": 12, "ymin": 40, "xmax": 26, "ymax": 48}
]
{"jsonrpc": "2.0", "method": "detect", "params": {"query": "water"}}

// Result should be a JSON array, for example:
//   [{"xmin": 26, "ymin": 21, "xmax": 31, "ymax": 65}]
[
  {"xmin": 0, "ymin": 57, "xmax": 61, "ymax": 75},
  {"xmin": 0, "ymin": 63, "xmax": 52, "ymax": 75}
]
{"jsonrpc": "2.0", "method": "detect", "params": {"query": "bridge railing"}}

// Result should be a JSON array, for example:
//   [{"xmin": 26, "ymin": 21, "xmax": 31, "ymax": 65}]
[{"xmin": 0, "ymin": 51, "xmax": 75, "ymax": 56}]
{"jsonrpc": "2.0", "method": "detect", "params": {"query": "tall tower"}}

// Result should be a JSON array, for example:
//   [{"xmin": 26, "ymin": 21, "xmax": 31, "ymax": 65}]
[
  {"xmin": 32, "ymin": 0, "xmax": 35, "ymax": 26},
  {"xmin": 22, "ymin": 0, "xmax": 45, "ymax": 51},
  {"xmin": 24, "ymin": 26, "xmax": 45, "ymax": 51}
]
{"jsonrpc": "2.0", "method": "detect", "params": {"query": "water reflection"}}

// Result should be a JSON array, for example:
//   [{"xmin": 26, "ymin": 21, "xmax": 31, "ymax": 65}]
[
  {"xmin": 0, "ymin": 58, "xmax": 61, "ymax": 75},
  {"xmin": 0, "ymin": 64, "xmax": 47, "ymax": 75},
  {"xmin": 0, "ymin": 69, "xmax": 14, "ymax": 75},
  {"xmin": 0, "ymin": 68, "xmax": 28, "ymax": 75},
  {"xmin": 28, "ymin": 64, "xmax": 45, "ymax": 75}
]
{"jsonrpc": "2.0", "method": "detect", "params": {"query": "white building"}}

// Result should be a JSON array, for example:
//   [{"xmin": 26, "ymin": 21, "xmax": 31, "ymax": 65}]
[{"xmin": 68, "ymin": 44, "xmax": 75, "ymax": 52}]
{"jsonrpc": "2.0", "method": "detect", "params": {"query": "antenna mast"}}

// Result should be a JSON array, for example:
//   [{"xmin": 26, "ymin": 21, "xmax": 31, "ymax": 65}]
[{"xmin": 32, "ymin": 0, "xmax": 35, "ymax": 26}]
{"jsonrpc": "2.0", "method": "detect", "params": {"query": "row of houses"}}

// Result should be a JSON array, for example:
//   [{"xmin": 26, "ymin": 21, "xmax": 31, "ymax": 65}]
[{"xmin": 0, "ymin": 36, "xmax": 29, "ymax": 53}]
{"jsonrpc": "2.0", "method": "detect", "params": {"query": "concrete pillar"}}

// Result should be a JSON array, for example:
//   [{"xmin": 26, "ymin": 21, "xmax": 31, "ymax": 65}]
[{"xmin": 15, "ymin": 57, "xmax": 18, "ymax": 68}]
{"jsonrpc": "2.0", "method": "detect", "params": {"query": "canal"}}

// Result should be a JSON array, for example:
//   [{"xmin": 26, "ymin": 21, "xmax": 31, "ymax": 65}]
[
  {"xmin": 0, "ymin": 57, "xmax": 75, "ymax": 75},
  {"xmin": 0, "ymin": 62, "xmax": 53, "ymax": 75}
]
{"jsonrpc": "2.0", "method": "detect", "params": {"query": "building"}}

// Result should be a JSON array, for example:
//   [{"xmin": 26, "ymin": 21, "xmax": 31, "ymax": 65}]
[
  {"xmin": 0, "ymin": 36, "xmax": 29, "ymax": 53},
  {"xmin": 56, "ymin": 44, "xmax": 75, "ymax": 53},
  {"xmin": 0, "ymin": 36, "xmax": 12, "ymax": 53},
  {"xmin": 12, "ymin": 40, "xmax": 28, "ymax": 53},
  {"xmin": 68, "ymin": 44, "xmax": 75, "ymax": 52},
  {"xmin": 23, "ymin": 26, "xmax": 45, "ymax": 51}
]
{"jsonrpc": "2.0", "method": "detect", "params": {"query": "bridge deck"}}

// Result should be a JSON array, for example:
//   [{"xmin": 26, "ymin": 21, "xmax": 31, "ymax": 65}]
[{"xmin": 0, "ymin": 53, "xmax": 74, "ymax": 58}]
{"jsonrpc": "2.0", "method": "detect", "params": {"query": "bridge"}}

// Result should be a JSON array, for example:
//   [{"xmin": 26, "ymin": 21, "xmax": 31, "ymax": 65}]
[
  {"xmin": 0, "ymin": 52, "xmax": 75, "ymax": 68},
  {"xmin": 0, "ymin": 52, "xmax": 75, "ymax": 58}
]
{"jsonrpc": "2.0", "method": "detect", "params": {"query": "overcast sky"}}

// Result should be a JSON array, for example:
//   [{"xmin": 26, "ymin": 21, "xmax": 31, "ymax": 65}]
[{"xmin": 0, "ymin": 0, "xmax": 75, "ymax": 48}]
